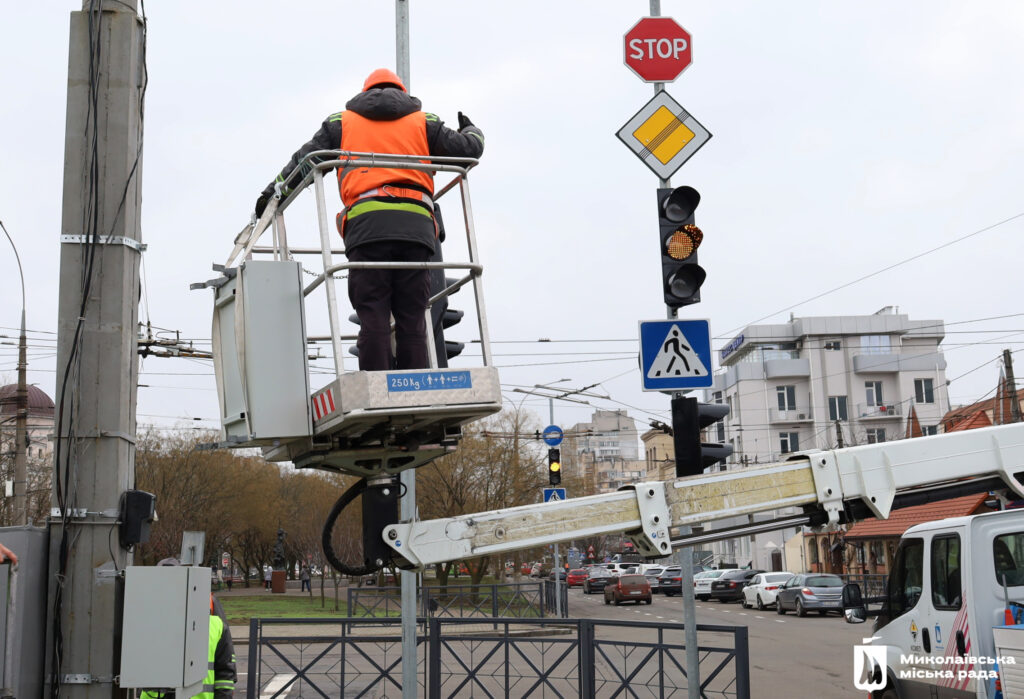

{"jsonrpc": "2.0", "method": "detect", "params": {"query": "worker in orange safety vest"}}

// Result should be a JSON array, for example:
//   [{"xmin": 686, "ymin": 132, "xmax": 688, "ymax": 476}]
[{"xmin": 256, "ymin": 68, "xmax": 484, "ymax": 372}]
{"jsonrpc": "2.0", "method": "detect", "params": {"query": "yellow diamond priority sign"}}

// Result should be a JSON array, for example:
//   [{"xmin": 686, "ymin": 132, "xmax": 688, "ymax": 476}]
[{"xmin": 617, "ymin": 91, "xmax": 711, "ymax": 180}]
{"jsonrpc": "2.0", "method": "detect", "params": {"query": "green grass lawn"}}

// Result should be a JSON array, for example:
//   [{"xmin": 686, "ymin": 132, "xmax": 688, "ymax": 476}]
[{"xmin": 219, "ymin": 595, "xmax": 354, "ymax": 626}]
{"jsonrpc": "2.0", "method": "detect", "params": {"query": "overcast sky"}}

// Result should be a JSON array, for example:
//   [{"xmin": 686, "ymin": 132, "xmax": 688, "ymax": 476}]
[{"xmin": 2, "ymin": 1, "xmax": 1023, "ymax": 453}]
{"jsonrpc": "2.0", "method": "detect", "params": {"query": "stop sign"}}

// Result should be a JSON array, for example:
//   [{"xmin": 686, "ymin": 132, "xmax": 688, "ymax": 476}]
[{"xmin": 624, "ymin": 17, "xmax": 692, "ymax": 83}]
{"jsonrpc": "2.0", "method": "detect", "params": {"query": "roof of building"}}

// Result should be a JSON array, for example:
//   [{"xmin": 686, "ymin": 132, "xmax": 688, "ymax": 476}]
[
  {"xmin": 942, "ymin": 388, "xmax": 1024, "ymax": 431},
  {"xmin": 844, "ymin": 493, "xmax": 991, "ymax": 539},
  {"xmin": 0, "ymin": 384, "xmax": 55, "ymax": 418},
  {"xmin": 946, "ymin": 410, "xmax": 992, "ymax": 433}
]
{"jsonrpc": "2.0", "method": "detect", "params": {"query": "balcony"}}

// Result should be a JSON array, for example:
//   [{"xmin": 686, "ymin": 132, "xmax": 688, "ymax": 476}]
[
  {"xmin": 770, "ymin": 408, "xmax": 814, "ymax": 423},
  {"xmin": 853, "ymin": 352, "xmax": 946, "ymax": 374},
  {"xmin": 856, "ymin": 403, "xmax": 902, "ymax": 419}
]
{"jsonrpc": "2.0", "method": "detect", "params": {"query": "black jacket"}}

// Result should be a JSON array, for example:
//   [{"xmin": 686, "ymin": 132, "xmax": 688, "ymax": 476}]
[{"xmin": 262, "ymin": 88, "xmax": 484, "ymax": 252}]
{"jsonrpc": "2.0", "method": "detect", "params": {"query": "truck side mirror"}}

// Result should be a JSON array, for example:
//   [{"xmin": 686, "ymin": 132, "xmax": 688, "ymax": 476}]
[{"xmin": 842, "ymin": 583, "xmax": 867, "ymax": 624}]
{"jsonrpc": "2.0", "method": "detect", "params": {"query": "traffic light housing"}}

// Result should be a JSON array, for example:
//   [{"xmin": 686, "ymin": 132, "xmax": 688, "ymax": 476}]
[
  {"xmin": 548, "ymin": 448, "xmax": 562, "ymax": 486},
  {"xmin": 657, "ymin": 186, "xmax": 705, "ymax": 309},
  {"xmin": 696, "ymin": 402, "xmax": 733, "ymax": 470},
  {"xmin": 428, "ymin": 205, "xmax": 465, "ymax": 366},
  {"xmin": 670, "ymin": 397, "xmax": 733, "ymax": 477}
]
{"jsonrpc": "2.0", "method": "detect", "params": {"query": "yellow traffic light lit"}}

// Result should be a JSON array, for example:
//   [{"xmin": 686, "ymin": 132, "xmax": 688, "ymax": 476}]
[
  {"xmin": 666, "ymin": 224, "xmax": 703, "ymax": 261},
  {"xmin": 548, "ymin": 448, "xmax": 562, "ymax": 486}
]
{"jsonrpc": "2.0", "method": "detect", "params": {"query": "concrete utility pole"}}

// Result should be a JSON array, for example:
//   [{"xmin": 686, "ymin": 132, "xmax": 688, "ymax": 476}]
[
  {"xmin": 1004, "ymin": 349, "xmax": 1022, "ymax": 424},
  {"xmin": 45, "ymin": 1, "xmax": 145, "ymax": 695},
  {"xmin": 1, "ymin": 219, "xmax": 30, "ymax": 526}
]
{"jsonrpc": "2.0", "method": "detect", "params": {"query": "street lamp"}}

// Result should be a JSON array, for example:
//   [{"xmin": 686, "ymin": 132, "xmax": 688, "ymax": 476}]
[{"xmin": 1, "ymin": 220, "xmax": 28, "ymax": 526}]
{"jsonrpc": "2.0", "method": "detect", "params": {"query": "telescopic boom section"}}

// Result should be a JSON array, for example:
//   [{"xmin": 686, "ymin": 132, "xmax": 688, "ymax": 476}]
[{"xmin": 383, "ymin": 423, "xmax": 1024, "ymax": 569}]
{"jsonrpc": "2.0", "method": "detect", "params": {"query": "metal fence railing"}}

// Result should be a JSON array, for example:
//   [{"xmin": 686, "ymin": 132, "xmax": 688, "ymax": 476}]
[
  {"xmin": 346, "ymin": 581, "xmax": 567, "ymax": 620},
  {"xmin": 840, "ymin": 573, "xmax": 888, "ymax": 597},
  {"xmin": 246, "ymin": 616, "xmax": 750, "ymax": 699}
]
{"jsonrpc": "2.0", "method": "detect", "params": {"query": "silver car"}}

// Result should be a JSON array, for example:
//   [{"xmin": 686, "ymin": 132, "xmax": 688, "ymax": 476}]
[
  {"xmin": 776, "ymin": 573, "xmax": 844, "ymax": 616},
  {"xmin": 643, "ymin": 566, "xmax": 664, "ymax": 593}
]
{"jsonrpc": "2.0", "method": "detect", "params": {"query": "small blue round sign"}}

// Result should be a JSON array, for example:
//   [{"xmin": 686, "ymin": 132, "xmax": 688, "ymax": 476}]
[{"xmin": 542, "ymin": 425, "xmax": 564, "ymax": 446}]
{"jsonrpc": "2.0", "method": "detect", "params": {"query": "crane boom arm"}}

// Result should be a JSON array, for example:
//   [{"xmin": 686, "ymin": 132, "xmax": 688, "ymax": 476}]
[{"xmin": 383, "ymin": 423, "xmax": 1024, "ymax": 569}]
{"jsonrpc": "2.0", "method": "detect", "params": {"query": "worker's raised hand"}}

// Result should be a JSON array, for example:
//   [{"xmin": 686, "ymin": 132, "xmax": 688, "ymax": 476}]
[
  {"xmin": 457, "ymin": 112, "xmax": 474, "ymax": 131},
  {"xmin": 255, "ymin": 194, "xmax": 270, "ymax": 218},
  {"xmin": 0, "ymin": 541, "xmax": 17, "ymax": 566}
]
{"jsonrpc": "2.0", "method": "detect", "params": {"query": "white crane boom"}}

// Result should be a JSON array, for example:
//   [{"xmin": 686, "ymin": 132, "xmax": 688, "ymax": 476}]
[{"xmin": 382, "ymin": 423, "xmax": 1024, "ymax": 569}]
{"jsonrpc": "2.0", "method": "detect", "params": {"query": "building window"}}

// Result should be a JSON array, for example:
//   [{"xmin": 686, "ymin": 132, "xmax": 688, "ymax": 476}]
[
  {"xmin": 923, "ymin": 425, "xmax": 939, "ymax": 436},
  {"xmin": 780, "ymin": 432, "xmax": 800, "ymax": 454},
  {"xmin": 828, "ymin": 396, "xmax": 848, "ymax": 422},
  {"xmin": 861, "ymin": 335, "xmax": 892, "ymax": 354},
  {"xmin": 865, "ymin": 381, "xmax": 883, "ymax": 407},
  {"xmin": 824, "ymin": 340, "xmax": 841, "ymax": 351},
  {"xmin": 713, "ymin": 391, "xmax": 723, "ymax": 403},
  {"xmin": 866, "ymin": 428, "xmax": 886, "ymax": 444},
  {"xmin": 914, "ymin": 378, "xmax": 935, "ymax": 404},
  {"xmin": 777, "ymin": 385, "xmax": 796, "ymax": 411}
]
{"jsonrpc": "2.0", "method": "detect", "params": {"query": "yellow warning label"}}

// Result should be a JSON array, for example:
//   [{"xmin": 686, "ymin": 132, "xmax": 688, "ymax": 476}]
[{"xmin": 632, "ymin": 105, "xmax": 696, "ymax": 165}]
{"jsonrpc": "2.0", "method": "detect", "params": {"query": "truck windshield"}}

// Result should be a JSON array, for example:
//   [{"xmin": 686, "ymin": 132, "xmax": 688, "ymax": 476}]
[{"xmin": 994, "ymin": 532, "xmax": 1024, "ymax": 586}]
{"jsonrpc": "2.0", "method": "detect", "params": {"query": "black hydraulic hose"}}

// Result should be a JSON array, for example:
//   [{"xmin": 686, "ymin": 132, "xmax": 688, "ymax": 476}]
[{"xmin": 322, "ymin": 477, "xmax": 378, "ymax": 577}]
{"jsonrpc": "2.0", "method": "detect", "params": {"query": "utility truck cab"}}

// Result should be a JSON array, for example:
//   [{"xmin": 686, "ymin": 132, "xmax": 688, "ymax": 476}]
[{"xmin": 845, "ymin": 508, "xmax": 1024, "ymax": 698}]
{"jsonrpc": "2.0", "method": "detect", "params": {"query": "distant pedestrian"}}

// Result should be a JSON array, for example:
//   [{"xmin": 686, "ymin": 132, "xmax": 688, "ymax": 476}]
[
  {"xmin": 300, "ymin": 565, "xmax": 311, "ymax": 593},
  {"xmin": 264, "ymin": 566, "xmax": 272, "ymax": 591}
]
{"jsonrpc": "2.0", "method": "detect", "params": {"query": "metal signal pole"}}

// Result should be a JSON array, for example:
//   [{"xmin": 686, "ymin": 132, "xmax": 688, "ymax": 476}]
[
  {"xmin": 648, "ymin": 0, "xmax": 700, "ymax": 694},
  {"xmin": 45, "ymin": 1, "xmax": 145, "ymax": 695},
  {"xmin": 395, "ymin": 5, "xmax": 419, "ymax": 698}
]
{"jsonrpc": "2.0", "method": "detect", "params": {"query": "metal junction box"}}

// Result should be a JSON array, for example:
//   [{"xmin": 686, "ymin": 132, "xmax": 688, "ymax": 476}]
[
  {"xmin": 119, "ymin": 566, "xmax": 211, "ymax": 691},
  {"xmin": 211, "ymin": 259, "xmax": 312, "ymax": 443},
  {"xmin": 0, "ymin": 526, "xmax": 48, "ymax": 699}
]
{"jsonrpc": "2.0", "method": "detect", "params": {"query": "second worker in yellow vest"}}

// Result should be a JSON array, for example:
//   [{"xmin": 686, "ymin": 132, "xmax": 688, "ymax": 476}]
[{"xmin": 256, "ymin": 68, "xmax": 485, "ymax": 371}]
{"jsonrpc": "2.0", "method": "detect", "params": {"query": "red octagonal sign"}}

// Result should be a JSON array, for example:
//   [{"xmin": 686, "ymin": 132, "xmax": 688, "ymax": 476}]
[{"xmin": 624, "ymin": 17, "xmax": 692, "ymax": 83}]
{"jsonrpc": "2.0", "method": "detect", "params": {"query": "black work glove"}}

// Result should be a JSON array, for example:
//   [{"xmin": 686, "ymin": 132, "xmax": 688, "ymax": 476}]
[
  {"xmin": 255, "ymin": 194, "xmax": 270, "ymax": 218},
  {"xmin": 457, "ymin": 111, "xmax": 473, "ymax": 132}
]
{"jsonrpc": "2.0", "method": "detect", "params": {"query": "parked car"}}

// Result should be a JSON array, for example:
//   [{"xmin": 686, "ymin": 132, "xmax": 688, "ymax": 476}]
[
  {"xmin": 549, "ymin": 569, "xmax": 567, "ymax": 581},
  {"xmin": 530, "ymin": 563, "xmax": 544, "ymax": 578},
  {"xmin": 657, "ymin": 566, "xmax": 683, "ymax": 596},
  {"xmin": 740, "ymin": 572, "xmax": 794, "ymax": 610},
  {"xmin": 583, "ymin": 567, "xmax": 613, "ymax": 594},
  {"xmin": 776, "ymin": 574, "xmax": 844, "ymax": 616},
  {"xmin": 709, "ymin": 569, "xmax": 764, "ymax": 602},
  {"xmin": 566, "ymin": 568, "xmax": 588, "ymax": 587},
  {"xmin": 693, "ymin": 569, "xmax": 726, "ymax": 600},
  {"xmin": 604, "ymin": 574, "xmax": 653, "ymax": 605},
  {"xmin": 643, "ymin": 566, "xmax": 664, "ymax": 593}
]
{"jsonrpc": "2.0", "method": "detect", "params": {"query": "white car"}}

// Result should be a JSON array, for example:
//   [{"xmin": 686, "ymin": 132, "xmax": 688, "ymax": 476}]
[
  {"xmin": 692, "ymin": 570, "xmax": 725, "ymax": 600},
  {"xmin": 741, "ymin": 572, "xmax": 795, "ymax": 610}
]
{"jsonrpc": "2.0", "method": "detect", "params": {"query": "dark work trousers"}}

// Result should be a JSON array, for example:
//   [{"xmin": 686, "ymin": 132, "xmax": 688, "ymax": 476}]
[{"xmin": 346, "ymin": 241, "xmax": 432, "ymax": 371}]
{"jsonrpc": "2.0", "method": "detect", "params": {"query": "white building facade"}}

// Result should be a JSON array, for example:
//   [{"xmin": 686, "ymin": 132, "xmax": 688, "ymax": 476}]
[{"xmin": 704, "ymin": 307, "xmax": 949, "ymax": 570}]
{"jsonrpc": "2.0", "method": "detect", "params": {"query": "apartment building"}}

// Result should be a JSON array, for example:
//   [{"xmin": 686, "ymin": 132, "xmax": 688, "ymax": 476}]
[
  {"xmin": 568, "ymin": 409, "xmax": 644, "ymax": 494},
  {"xmin": 704, "ymin": 307, "xmax": 949, "ymax": 569}
]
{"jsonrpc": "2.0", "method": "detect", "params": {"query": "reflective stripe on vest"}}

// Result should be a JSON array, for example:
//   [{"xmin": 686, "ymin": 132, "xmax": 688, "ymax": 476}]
[{"xmin": 338, "ymin": 110, "xmax": 433, "ymax": 214}]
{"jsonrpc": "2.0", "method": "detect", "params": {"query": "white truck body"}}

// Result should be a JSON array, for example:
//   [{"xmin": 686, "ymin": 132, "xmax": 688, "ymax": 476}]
[{"xmin": 869, "ymin": 508, "xmax": 1024, "ymax": 698}]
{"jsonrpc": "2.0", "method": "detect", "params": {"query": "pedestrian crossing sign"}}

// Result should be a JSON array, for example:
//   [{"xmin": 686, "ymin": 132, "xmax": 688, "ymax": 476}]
[
  {"xmin": 543, "ymin": 488, "xmax": 567, "ymax": 502},
  {"xmin": 639, "ymin": 319, "xmax": 713, "ymax": 391}
]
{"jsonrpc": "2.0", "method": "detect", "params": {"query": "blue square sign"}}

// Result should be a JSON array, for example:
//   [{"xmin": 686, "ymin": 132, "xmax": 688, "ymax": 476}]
[{"xmin": 639, "ymin": 319, "xmax": 713, "ymax": 391}]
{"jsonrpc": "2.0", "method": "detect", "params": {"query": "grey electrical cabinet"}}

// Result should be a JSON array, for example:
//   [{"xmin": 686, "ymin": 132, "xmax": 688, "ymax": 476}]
[
  {"xmin": 0, "ymin": 526, "xmax": 48, "ymax": 699},
  {"xmin": 211, "ymin": 259, "xmax": 312, "ymax": 443},
  {"xmin": 119, "ymin": 566, "xmax": 211, "ymax": 691}
]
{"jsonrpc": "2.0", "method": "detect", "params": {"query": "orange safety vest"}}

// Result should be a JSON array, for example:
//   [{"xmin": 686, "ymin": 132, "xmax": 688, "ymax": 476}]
[{"xmin": 337, "ymin": 111, "xmax": 434, "ymax": 208}]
